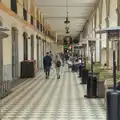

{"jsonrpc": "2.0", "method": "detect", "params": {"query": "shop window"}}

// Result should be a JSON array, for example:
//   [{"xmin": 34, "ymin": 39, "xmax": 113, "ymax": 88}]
[{"xmin": 11, "ymin": 0, "xmax": 17, "ymax": 14}]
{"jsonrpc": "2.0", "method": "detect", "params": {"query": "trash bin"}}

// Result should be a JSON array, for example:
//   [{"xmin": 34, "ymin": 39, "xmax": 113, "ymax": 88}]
[
  {"xmin": 81, "ymin": 68, "xmax": 88, "ymax": 84},
  {"xmin": 107, "ymin": 90, "xmax": 120, "ymax": 120},
  {"xmin": 97, "ymin": 80, "xmax": 105, "ymax": 98},
  {"xmin": 79, "ymin": 65, "xmax": 84, "ymax": 77},
  {"xmin": 84, "ymin": 72, "xmax": 98, "ymax": 98},
  {"xmin": 21, "ymin": 60, "xmax": 36, "ymax": 78}
]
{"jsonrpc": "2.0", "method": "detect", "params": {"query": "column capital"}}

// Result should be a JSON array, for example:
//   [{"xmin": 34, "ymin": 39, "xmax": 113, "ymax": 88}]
[{"xmin": 105, "ymin": 16, "xmax": 110, "ymax": 22}]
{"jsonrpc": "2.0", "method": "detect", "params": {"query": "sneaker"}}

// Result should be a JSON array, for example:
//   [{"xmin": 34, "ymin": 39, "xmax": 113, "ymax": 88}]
[
  {"xmin": 46, "ymin": 76, "xmax": 48, "ymax": 79},
  {"xmin": 57, "ymin": 75, "xmax": 60, "ymax": 79}
]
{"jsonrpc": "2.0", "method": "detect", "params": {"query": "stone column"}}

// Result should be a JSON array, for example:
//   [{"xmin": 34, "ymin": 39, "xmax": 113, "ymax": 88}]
[
  {"xmin": 99, "ymin": 0, "xmax": 103, "ymax": 64},
  {"xmin": 94, "ymin": 12, "xmax": 97, "ymax": 62},
  {"xmin": 105, "ymin": 0, "xmax": 110, "ymax": 68}
]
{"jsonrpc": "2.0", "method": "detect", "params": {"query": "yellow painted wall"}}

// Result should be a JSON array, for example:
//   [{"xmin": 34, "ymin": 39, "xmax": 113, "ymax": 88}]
[{"xmin": 1, "ymin": 0, "xmax": 10, "ymax": 8}]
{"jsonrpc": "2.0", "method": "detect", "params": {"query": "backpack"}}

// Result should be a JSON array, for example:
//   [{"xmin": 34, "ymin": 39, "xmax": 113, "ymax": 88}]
[{"xmin": 56, "ymin": 60, "xmax": 61, "ymax": 67}]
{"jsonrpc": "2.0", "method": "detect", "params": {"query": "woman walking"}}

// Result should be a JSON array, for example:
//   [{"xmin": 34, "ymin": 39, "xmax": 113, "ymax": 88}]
[{"xmin": 55, "ymin": 54, "xmax": 62, "ymax": 79}]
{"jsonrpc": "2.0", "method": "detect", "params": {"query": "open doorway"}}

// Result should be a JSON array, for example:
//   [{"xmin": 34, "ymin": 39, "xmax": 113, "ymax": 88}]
[
  {"xmin": 31, "ymin": 35, "xmax": 34, "ymax": 60},
  {"xmin": 36, "ymin": 36, "xmax": 40, "ymax": 71},
  {"xmin": 12, "ymin": 27, "xmax": 19, "ymax": 80}
]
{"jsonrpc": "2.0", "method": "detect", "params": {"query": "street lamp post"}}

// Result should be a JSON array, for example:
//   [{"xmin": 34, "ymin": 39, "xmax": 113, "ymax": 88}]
[{"xmin": 96, "ymin": 26, "xmax": 120, "ymax": 120}]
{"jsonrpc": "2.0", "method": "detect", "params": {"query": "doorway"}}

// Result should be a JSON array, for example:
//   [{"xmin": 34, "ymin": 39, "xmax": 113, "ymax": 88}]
[
  {"xmin": 12, "ymin": 27, "xmax": 19, "ymax": 80},
  {"xmin": 23, "ymin": 32, "xmax": 28, "ymax": 60},
  {"xmin": 37, "ymin": 38, "xmax": 40, "ymax": 71},
  {"xmin": 31, "ymin": 35, "xmax": 34, "ymax": 60}
]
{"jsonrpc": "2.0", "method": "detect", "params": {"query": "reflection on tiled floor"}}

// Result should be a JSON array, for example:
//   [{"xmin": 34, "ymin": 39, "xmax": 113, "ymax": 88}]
[{"xmin": 1, "ymin": 67, "xmax": 106, "ymax": 120}]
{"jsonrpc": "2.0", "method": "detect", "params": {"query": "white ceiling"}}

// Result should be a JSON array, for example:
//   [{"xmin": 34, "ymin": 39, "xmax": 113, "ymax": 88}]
[{"xmin": 36, "ymin": 0, "xmax": 98, "ymax": 40}]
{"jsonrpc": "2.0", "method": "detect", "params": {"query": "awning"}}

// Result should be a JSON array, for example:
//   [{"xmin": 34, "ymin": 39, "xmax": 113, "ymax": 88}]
[{"xmin": 96, "ymin": 26, "xmax": 120, "ymax": 33}]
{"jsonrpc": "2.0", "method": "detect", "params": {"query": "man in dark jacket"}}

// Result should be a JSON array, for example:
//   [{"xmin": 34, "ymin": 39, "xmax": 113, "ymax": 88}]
[{"xmin": 43, "ymin": 52, "xmax": 52, "ymax": 79}]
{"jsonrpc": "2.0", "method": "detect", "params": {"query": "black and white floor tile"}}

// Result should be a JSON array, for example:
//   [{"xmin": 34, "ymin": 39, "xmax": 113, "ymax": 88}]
[{"xmin": 1, "ymin": 67, "xmax": 106, "ymax": 120}]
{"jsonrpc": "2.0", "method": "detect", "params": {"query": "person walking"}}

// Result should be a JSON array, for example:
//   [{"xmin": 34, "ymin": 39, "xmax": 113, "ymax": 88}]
[
  {"xmin": 43, "ymin": 52, "xmax": 52, "ymax": 79},
  {"xmin": 55, "ymin": 54, "xmax": 62, "ymax": 79},
  {"xmin": 49, "ymin": 51, "xmax": 53, "ymax": 61}
]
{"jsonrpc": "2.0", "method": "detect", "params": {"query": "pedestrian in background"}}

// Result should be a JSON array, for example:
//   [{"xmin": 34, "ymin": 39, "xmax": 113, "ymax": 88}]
[
  {"xmin": 43, "ymin": 52, "xmax": 52, "ymax": 79},
  {"xmin": 49, "ymin": 51, "xmax": 53, "ymax": 61},
  {"xmin": 55, "ymin": 54, "xmax": 62, "ymax": 79},
  {"xmin": 49, "ymin": 51, "xmax": 53, "ymax": 68}
]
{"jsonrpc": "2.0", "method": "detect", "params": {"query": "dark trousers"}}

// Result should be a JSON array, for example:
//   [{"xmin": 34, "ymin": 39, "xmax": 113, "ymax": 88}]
[{"xmin": 44, "ymin": 66, "xmax": 51, "ymax": 78}]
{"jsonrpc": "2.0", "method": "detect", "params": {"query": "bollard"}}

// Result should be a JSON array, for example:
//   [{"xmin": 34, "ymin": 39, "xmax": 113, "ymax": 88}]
[{"xmin": 84, "ymin": 72, "xmax": 98, "ymax": 98}]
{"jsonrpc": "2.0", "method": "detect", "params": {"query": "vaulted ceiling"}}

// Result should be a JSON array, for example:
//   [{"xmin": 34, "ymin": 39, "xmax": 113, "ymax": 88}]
[{"xmin": 36, "ymin": 0, "xmax": 98, "ymax": 40}]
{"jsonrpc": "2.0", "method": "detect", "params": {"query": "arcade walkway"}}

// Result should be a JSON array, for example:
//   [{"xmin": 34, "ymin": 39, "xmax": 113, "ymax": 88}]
[{"xmin": 1, "ymin": 66, "xmax": 106, "ymax": 120}]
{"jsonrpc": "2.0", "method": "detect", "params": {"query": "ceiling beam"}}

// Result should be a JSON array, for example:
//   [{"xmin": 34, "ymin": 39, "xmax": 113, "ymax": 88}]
[
  {"xmin": 36, "ymin": 4, "xmax": 96, "ymax": 8},
  {"xmin": 44, "ymin": 16, "xmax": 87, "ymax": 20}
]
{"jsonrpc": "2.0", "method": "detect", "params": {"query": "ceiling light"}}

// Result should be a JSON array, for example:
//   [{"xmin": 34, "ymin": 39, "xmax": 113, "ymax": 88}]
[
  {"xmin": 64, "ymin": 0, "xmax": 70, "ymax": 25},
  {"xmin": 65, "ymin": 27, "xmax": 69, "ymax": 30}
]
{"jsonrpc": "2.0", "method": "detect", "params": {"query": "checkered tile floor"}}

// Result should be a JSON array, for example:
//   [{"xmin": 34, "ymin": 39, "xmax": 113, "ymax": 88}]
[{"xmin": 1, "ymin": 67, "xmax": 106, "ymax": 120}]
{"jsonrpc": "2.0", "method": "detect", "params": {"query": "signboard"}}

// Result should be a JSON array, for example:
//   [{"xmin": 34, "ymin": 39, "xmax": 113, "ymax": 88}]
[{"xmin": 64, "ymin": 45, "xmax": 68, "ymax": 48}]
